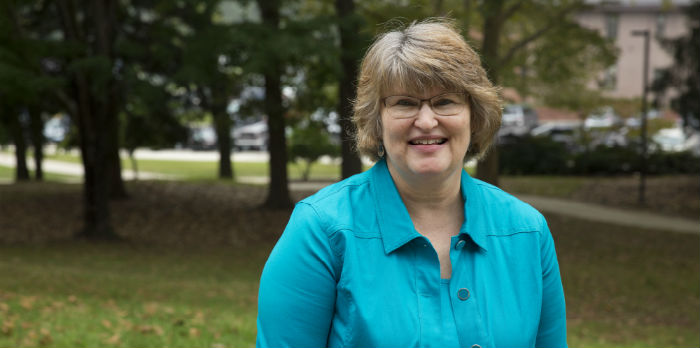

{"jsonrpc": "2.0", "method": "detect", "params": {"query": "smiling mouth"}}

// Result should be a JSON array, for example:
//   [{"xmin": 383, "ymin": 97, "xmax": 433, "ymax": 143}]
[{"xmin": 409, "ymin": 138, "xmax": 447, "ymax": 145}]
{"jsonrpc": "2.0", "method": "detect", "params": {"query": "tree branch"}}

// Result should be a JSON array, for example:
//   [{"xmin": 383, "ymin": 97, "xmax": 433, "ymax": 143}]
[
  {"xmin": 497, "ymin": 2, "xmax": 584, "ymax": 68},
  {"xmin": 501, "ymin": 0, "xmax": 526, "ymax": 22}
]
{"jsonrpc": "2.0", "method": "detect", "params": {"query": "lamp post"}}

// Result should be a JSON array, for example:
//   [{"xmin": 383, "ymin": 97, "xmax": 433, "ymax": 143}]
[{"xmin": 631, "ymin": 29, "xmax": 650, "ymax": 205}]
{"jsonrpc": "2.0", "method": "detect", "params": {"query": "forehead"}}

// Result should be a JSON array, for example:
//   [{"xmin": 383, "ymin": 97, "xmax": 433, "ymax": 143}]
[{"xmin": 380, "ymin": 74, "xmax": 456, "ymax": 98}]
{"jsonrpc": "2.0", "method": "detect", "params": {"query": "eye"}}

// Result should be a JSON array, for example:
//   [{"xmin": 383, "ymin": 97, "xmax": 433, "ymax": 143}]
[
  {"xmin": 391, "ymin": 97, "xmax": 419, "ymax": 107},
  {"xmin": 433, "ymin": 98, "xmax": 456, "ymax": 106}
]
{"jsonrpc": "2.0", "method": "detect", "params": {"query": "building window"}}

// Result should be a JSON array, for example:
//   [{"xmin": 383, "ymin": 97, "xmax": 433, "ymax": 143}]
[
  {"xmin": 656, "ymin": 13, "xmax": 666, "ymax": 38},
  {"xmin": 605, "ymin": 13, "xmax": 619, "ymax": 40}
]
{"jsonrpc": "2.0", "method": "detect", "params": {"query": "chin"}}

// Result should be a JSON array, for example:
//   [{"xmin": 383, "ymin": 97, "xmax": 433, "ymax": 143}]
[{"xmin": 408, "ymin": 160, "xmax": 455, "ymax": 176}]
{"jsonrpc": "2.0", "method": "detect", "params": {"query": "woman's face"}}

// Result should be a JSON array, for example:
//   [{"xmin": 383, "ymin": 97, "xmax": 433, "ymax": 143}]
[{"xmin": 380, "ymin": 87, "xmax": 471, "ymax": 181}]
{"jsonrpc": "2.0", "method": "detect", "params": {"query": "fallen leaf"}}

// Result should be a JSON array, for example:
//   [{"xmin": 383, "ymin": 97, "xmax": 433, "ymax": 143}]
[
  {"xmin": 39, "ymin": 328, "xmax": 52, "ymax": 346},
  {"xmin": 143, "ymin": 302, "xmax": 159, "ymax": 316},
  {"xmin": 102, "ymin": 320, "xmax": 112, "ymax": 329},
  {"xmin": 104, "ymin": 332, "xmax": 121, "ymax": 345},
  {"xmin": 192, "ymin": 311, "xmax": 205, "ymax": 325},
  {"xmin": 189, "ymin": 327, "xmax": 200, "ymax": 338},
  {"xmin": 1, "ymin": 320, "xmax": 14, "ymax": 336},
  {"xmin": 19, "ymin": 296, "xmax": 36, "ymax": 310}
]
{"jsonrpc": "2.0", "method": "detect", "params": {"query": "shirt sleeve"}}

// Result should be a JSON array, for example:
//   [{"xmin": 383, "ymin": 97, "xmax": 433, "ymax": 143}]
[
  {"xmin": 256, "ymin": 202, "xmax": 339, "ymax": 348},
  {"xmin": 535, "ymin": 217, "xmax": 568, "ymax": 348}
]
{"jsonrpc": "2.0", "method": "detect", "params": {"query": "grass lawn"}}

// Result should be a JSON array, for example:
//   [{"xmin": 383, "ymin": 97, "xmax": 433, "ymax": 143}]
[
  {"xmin": 0, "ymin": 242, "xmax": 268, "ymax": 348},
  {"xmin": 0, "ymin": 181, "xmax": 698, "ymax": 347},
  {"xmin": 39, "ymin": 152, "xmax": 343, "ymax": 181}
]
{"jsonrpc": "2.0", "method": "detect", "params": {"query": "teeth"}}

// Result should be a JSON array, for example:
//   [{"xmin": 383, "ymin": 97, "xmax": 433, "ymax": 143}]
[{"xmin": 411, "ymin": 138, "xmax": 444, "ymax": 145}]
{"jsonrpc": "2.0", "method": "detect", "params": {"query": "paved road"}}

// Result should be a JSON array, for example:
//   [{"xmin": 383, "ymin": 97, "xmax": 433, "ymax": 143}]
[{"xmin": 2, "ymin": 151, "xmax": 697, "ymax": 235}]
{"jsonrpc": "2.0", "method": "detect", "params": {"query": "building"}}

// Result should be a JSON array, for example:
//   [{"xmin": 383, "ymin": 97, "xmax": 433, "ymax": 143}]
[{"xmin": 575, "ymin": 0, "xmax": 692, "ymax": 104}]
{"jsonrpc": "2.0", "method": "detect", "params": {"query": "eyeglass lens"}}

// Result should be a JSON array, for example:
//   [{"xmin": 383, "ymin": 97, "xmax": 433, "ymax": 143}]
[{"xmin": 384, "ymin": 93, "xmax": 465, "ymax": 118}]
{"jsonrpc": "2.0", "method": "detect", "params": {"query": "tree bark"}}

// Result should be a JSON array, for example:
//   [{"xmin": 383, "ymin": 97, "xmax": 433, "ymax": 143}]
[
  {"xmin": 212, "ymin": 85, "xmax": 233, "ymax": 179},
  {"xmin": 9, "ymin": 111, "xmax": 30, "ymax": 181},
  {"xmin": 335, "ymin": 0, "xmax": 363, "ymax": 179},
  {"xmin": 476, "ymin": 0, "xmax": 505, "ymax": 187},
  {"xmin": 258, "ymin": 0, "xmax": 292, "ymax": 209},
  {"xmin": 28, "ymin": 107, "xmax": 44, "ymax": 181},
  {"xmin": 56, "ymin": 0, "xmax": 119, "ymax": 239}
]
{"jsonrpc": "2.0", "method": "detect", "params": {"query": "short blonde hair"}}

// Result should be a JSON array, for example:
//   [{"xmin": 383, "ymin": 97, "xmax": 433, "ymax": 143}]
[{"xmin": 353, "ymin": 19, "xmax": 502, "ymax": 161}]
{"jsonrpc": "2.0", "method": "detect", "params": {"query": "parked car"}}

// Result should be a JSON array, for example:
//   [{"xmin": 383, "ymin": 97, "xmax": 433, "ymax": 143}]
[
  {"xmin": 232, "ymin": 120, "xmax": 268, "ymax": 151},
  {"xmin": 500, "ymin": 104, "xmax": 538, "ymax": 136},
  {"xmin": 584, "ymin": 107, "xmax": 621, "ymax": 129},
  {"xmin": 651, "ymin": 127, "xmax": 700, "ymax": 153},
  {"xmin": 530, "ymin": 123, "xmax": 585, "ymax": 153},
  {"xmin": 188, "ymin": 126, "xmax": 217, "ymax": 150}
]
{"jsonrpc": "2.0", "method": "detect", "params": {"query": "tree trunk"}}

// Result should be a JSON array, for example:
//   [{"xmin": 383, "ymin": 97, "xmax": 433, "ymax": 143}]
[
  {"xmin": 9, "ymin": 112, "xmax": 30, "ymax": 181},
  {"xmin": 56, "ymin": 0, "xmax": 119, "ymax": 239},
  {"xmin": 28, "ymin": 107, "xmax": 43, "ymax": 181},
  {"xmin": 462, "ymin": 0, "xmax": 472, "ymax": 36},
  {"xmin": 107, "ymin": 126, "xmax": 127, "ymax": 200},
  {"xmin": 212, "ymin": 86, "xmax": 233, "ymax": 179},
  {"xmin": 129, "ymin": 149, "xmax": 138, "ymax": 180},
  {"xmin": 335, "ymin": 0, "xmax": 363, "ymax": 179},
  {"xmin": 476, "ymin": 0, "xmax": 505, "ymax": 187},
  {"xmin": 258, "ymin": 0, "xmax": 292, "ymax": 209}
]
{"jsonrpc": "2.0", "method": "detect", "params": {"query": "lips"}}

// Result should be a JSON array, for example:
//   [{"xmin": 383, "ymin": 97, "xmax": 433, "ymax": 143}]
[{"xmin": 408, "ymin": 137, "xmax": 447, "ymax": 145}]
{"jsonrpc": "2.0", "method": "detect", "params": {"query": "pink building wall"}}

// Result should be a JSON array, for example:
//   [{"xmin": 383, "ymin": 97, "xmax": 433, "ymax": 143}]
[{"xmin": 575, "ymin": 0, "xmax": 691, "ymax": 103}]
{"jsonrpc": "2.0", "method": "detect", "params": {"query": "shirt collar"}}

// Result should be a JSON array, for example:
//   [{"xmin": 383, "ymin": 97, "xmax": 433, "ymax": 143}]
[{"xmin": 370, "ymin": 159, "xmax": 488, "ymax": 254}]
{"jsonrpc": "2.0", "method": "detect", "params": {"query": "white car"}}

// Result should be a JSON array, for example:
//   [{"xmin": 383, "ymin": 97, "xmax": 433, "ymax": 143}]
[
  {"xmin": 232, "ymin": 120, "xmax": 268, "ymax": 151},
  {"xmin": 584, "ymin": 107, "xmax": 621, "ymax": 129},
  {"xmin": 500, "ymin": 104, "xmax": 538, "ymax": 136}
]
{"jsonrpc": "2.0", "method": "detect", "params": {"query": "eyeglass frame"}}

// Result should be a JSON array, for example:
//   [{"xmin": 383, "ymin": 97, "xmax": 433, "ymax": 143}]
[{"xmin": 381, "ymin": 92, "xmax": 468, "ymax": 118}]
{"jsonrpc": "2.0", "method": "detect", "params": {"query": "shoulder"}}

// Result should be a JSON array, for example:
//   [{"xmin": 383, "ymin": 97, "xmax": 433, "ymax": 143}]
[
  {"xmin": 467, "ymin": 176, "xmax": 547, "ymax": 235},
  {"xmin": 296, "ymin": 169, "xmax": 376, "ymax": 233}
]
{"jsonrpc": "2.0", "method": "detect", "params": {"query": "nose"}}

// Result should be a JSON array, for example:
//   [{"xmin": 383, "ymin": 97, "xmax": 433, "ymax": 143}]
[{"xmin": 413, "ymin": 102, "xmax": 438, "ymax": 130}]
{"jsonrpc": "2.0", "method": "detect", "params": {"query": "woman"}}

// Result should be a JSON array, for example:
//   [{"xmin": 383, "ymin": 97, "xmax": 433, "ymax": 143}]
[{"xmin": 257, "ymin": 19, "xmax": 567, "ymax": 348}]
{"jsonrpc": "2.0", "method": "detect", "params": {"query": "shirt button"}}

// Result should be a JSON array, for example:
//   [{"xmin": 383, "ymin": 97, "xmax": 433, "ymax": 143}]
[
  {"xmin": 455, "ymin": 239, "xmax": 466, "ymax": 250},
  {"xmin": 457, "ymin": 288, "xmax": 470, "ymax": 300}
]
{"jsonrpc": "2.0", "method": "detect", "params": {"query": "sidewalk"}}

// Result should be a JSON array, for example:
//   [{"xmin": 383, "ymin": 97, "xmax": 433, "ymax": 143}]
[
  {"xmin": 515, "ymin": 194, "xmax": 698, "ymax": 235},
  {"xmin": 0, "ymin": 153, "xmax": 175, "ymax": 181}
]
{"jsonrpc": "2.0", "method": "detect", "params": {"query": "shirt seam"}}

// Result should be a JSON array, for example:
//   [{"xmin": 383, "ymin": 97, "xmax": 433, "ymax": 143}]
[
  {"xmin": 485, "ymin": 229, "xmax": 541, "ymax": 237},
  {"xmin": 299, "ymin": 202, "xmax": 343, "ymax": 275}
]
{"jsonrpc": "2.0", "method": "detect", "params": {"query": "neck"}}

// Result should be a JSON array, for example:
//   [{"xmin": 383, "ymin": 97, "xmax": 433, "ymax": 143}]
[{"xmin": 387, "ymin": 160, "xmax": 463, "ymax": 214}]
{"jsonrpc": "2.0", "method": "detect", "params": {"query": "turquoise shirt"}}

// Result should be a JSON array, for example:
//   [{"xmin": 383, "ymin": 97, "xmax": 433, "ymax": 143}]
[{"xmin": 257, "ymin": 159, "xmax": 567, "ymax": 348}]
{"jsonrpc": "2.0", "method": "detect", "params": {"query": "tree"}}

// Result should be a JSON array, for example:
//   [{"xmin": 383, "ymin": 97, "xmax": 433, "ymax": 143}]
[
  {"xmin": 165, "ymin": 0, "xmax": 246, "ymax": 180},
  {"xmin": 54, "ymin": 0, "xmax": 124, "ymax": 238},
  {"xmin": 255, "ymin": 0, "xmax": 293, "ymax": 209},
  {"xmin": 288, "ymin": 120, "xmax": 339, "ymax": 181},
  {"xmin": 652, "ymin": 1, "xmax": 700, "ymax": 131},
  {"xmin": 0, "ymin": 0, "xmax": 63, "ymax": 182},
  {"xmin": 469, "ymin": 0, "xmax": 608, "ymax": 186},
  {"xmin": 335, "ymin": 0, "xmax": 365, "ymax": 178}
]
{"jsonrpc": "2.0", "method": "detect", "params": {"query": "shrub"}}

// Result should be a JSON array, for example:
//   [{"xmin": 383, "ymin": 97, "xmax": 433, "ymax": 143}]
[{"xmin": 498, "ymin": 136, "xmax": 572, "ymax": 175}]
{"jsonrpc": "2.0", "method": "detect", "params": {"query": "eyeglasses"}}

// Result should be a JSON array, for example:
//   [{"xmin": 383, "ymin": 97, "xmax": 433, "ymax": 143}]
[{"xmin": 382, "ymin": 92, "xmax": 467, "ymax": 119}]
